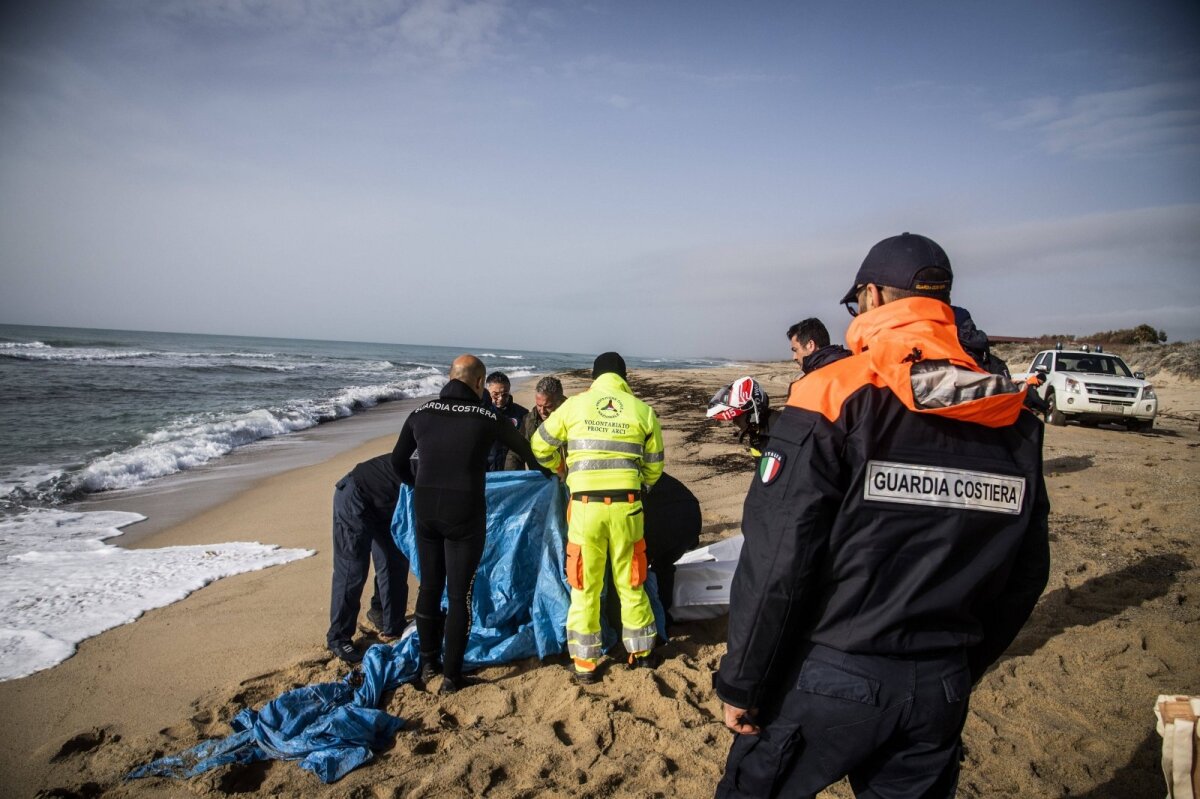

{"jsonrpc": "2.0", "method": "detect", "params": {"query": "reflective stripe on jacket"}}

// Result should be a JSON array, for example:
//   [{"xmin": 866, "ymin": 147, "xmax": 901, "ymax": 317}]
[
  {"xmin": 532, "ymin": 372, "xmax": 664, "ymax": 492},
  {"xmin": 715, "ymin": 298, "xmax": 1050, "ymax": 711}
]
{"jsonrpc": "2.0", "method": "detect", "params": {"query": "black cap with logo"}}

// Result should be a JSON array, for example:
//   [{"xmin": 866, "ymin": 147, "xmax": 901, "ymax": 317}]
[{"xmin": 839, "ymin": 232, "xmax": 953, "ymax": 305}]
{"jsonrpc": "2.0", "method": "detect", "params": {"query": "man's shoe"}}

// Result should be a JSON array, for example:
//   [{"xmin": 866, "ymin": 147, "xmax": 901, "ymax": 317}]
[
  {"xmin": 438, "ymin": 675, "xmax": 480, "ymax": 695},
  {"xmin": 627, "ymin": 652, "xmax": 659, "ymax": 670},
  {"xmin": 364, "ymin": 607, "xmax": 385, "ymax": 631},
  {"xmin": 418, "ymin": 660, "xmax": 442, "ymax": 686},
  {"xmin": 328, "ymin": 641, "xmax": 362, "ymax": 665},
  {"xmin": 364, "ymin": 608, "xmax": 402, "ymax": 642},
  {"xmin": 572, "ymin": 669, "xmax": 601, "ymax": 685}
]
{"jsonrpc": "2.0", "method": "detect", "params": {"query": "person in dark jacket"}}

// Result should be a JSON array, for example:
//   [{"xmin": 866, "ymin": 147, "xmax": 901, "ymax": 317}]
[
  {"xmin": 504, "ymin": 376, "xmax": 566, "ymax": 470},
  {"xmin": 715, "ymin": 233, "xmax": 1050, "ymax": 798},
  {"xmin": 953, "ymin": 305, "xmax": 1011, "ymax": 377},
  {"xmin": 391, "ymin": 355, "xmax": 551, "ymax": 693},
  {"xmin": 787, "ymin": 317, "xmax": 851, "ymax": 375},
  {"xmin": 483, "ymin": 371, "xmax": 528, "ymax": 471},
  {"xmin": 326, "ymin": 454, "xmax": 409, "ymax": 664}
]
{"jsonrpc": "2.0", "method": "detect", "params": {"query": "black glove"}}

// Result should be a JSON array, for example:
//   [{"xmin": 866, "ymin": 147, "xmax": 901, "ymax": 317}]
[{"xmin": 537, "ymin": 465, "xmax": 555, "ymax": 479}]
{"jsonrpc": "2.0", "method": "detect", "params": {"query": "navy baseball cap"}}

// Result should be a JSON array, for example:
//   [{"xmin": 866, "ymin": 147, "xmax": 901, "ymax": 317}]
[{"xmin": 839, "ymin": 233, "xmax": 953, "ymax": 304}]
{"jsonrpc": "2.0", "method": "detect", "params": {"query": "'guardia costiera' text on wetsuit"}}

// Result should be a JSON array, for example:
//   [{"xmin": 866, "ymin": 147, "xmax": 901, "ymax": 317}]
[{"xmin": 391, "ymin": 379, "xmax": 549, "ymax": 683}]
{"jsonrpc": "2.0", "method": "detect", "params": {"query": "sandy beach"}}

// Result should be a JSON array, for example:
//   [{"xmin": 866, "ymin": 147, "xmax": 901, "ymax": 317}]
[{"xmin": 1, "ymin": 364, "xmax": 1197, "ymax": 798}]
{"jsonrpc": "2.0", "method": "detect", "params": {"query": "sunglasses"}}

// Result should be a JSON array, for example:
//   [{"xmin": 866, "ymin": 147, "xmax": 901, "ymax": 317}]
[{"xmin": 845, "ymin": 285, "xmax": 868, "ymax": 317}]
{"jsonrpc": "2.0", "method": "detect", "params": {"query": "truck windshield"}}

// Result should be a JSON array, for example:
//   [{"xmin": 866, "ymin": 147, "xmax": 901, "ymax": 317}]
[{"xmin": 1055, "ymin": 354, "xmax": 1133, "ymax": 377}]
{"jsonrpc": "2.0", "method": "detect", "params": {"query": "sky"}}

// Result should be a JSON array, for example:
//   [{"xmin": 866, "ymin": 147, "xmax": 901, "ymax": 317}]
[{"xmin": 1, "ymin": 1, "xmax": 1197, "ymax": 360}]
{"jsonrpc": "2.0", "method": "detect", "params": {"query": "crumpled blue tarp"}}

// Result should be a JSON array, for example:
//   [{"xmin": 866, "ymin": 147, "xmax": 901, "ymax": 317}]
[
  {"xmin": 127, "ymin": 681, "xmax": 405, "ymax": 783},
  {"xmin": 130, "ymin": 471, "xmax": 663, "ymax": 784}
]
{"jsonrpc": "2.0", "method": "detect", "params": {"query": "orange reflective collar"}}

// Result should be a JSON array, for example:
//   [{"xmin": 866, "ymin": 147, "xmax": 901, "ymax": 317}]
[{"xmin": 788, "ymin": 298, "xmax": 1026, "ymax": 428}]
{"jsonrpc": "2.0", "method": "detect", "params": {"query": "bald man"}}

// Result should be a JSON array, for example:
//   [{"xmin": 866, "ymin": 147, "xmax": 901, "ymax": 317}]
[{"xmin": 391, "ymin": 354, "xmax": 552, "ymax": 693}]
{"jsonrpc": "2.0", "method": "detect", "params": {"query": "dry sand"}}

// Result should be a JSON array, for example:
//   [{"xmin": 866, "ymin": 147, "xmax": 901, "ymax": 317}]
[{"xmin": 1, "ymin": 365, "xmax": 1197, "ymax": 798}]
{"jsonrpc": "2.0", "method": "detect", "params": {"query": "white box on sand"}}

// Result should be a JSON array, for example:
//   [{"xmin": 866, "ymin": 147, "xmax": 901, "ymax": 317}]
[{"xmin": 670, "ymin": 534, "xmax": 743, "ymax": 621}]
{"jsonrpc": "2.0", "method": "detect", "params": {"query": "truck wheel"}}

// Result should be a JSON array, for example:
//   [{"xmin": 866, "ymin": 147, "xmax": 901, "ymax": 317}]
[{"xmin": 1045, "ymin": 392, "xmax": 1067, "ymax": 426}]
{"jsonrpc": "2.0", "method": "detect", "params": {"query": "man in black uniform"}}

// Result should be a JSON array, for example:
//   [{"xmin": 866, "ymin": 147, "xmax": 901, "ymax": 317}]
[
  {"xmin": 391, "ymin": 354, "xmax": 551, "ymax": 693},
  {"xmin": 715, "ymin": 233, "xmax": 1050, "ymax": 798},
  {"xmin": 327, "ymin": 453, "xmax": 409, "ymax": 664}
]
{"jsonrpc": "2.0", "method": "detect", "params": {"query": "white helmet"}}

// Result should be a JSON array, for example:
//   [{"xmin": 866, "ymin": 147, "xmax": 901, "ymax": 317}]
[{"xmin": 706, "ymin": 376, "xmax": 768, "ymax": 425}]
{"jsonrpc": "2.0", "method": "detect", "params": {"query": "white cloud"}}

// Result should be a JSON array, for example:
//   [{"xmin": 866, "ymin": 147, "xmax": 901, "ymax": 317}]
[
  {"xmin": 146, "ymin": 0, "xmax": 511, "ymax": 67},
  {"xmin": 995, "ymin": 81, "xmax": 1200, "ymax": 159}
]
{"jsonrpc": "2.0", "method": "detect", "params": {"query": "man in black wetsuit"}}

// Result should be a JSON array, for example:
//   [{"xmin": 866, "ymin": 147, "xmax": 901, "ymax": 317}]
[
  {"xmin": 326, "ymin": 453, "xmax": 410, "ymax": 664},
  {"xmin": 391, "ymin": 354, "xmax": 552, "ymax": 694}
]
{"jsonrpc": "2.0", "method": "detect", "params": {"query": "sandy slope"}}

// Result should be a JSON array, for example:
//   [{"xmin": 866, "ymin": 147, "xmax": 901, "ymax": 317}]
[{"xmin": 2, "ymin": 364, "xmax": 1197, "ymax": 799}]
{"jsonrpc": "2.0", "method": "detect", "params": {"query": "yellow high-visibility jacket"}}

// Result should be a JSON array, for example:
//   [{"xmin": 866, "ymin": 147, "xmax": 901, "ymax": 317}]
[{"xmin": 532, "ymin": 372, "xmax": 664, "ymax": 493}]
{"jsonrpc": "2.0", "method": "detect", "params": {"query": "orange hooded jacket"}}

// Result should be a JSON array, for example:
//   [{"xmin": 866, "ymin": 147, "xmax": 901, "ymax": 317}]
[{"xmin": 788, "ymin": 297, "xmax": 1028, "ymax": 428}]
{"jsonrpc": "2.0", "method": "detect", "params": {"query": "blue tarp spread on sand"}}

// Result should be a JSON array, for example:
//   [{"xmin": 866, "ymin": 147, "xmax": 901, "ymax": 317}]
[{"xmin": 130, "ymin": 472, "xmax": 663, "ymax": 784}]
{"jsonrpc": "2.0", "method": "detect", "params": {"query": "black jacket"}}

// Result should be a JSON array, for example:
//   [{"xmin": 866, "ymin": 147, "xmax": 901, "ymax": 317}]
[
  {"xmin": 391, "ymin": 380, "xmax": 545, "ymax": 494},
  {"xmin": 953, "ymin": 305, "xmax": 1011, "ymax": 378},
  {"xmin": 349, "ymin": 454, "xmax": 403, "ymax": 520},
  {"xmin": 715, "ymin": 299, "xmax": 1050, "ymax": 710},
  {"xmin": 486, "ymin": 398, "xmax": 529, "ymax": 471},
  {"xmin": 800, "ymin": 344, "xmax": 852, "ymax": 374}
]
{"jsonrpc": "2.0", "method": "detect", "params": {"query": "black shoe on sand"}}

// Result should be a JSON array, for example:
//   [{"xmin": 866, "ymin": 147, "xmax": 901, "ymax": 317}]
[
  {"xmin": 573, "ymin": 669, "xmax": 601, "ymax": 685},
  {"xmin": 364, "ymin": 607, "xmax": 385, "ymax": 632},
  {"xmin": 627, "ymin": 652, "xmax": 659, "ymax": 670},
  {"xmin": 413, "ymin": 659, "xmax": 441, "ymax": 690},
  {"xmin": 363, "ymin": 609, "xmax": 402, "ymax": 642},
  {"xmin": 438, "ymin": 675, "xmax": 480, "ymax": 695},
  {"xmin": 329, "ymin": 641, "xmax": 362, "ymax": 665}
]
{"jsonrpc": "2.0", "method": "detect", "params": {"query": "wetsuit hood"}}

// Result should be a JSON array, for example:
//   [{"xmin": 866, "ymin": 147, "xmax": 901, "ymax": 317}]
[
  {"xmin": 440, "ymin": 379, "xmax": 483, "ymax": 402},
  {"xmin": 836, "ymin": 297, "xmax": 1026, "ymax": 427}
]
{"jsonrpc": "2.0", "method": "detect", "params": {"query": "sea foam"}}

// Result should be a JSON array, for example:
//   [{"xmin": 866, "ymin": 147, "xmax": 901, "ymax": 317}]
[
  {"xmin": 0, "ymin": 508, "xmax": 312, "ymax": 681},
  {"xmin": 69, "ymin": 373, "xmax": 447, "ymax": 494}
]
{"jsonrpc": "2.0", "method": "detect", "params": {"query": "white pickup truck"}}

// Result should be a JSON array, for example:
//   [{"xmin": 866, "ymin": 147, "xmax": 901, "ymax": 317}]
[{"xmin": 1014, "ymin": 349, "xmax": 1158, "ymax": 431}]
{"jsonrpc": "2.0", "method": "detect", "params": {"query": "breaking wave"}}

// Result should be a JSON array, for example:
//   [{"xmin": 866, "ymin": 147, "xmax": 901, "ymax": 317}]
[{"xmin": 1, "ymin": 374, "xmax": 447, "ymax": 503}]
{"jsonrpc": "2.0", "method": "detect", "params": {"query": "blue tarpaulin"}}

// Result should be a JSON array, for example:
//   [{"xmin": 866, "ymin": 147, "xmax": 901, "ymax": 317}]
[
  {"xmin": 392, "ymin": 470, "xmax": 574, "ymax": 665},
  {"xmin": 130, "ymin": 472, "xmax": 663, "ymax": 784}
]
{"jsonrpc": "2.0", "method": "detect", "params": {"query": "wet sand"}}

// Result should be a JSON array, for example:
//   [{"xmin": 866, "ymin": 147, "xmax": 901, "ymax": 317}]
[{"xmin": 1, "ymin": 365, "xmax": 1197, "ymax": 798}]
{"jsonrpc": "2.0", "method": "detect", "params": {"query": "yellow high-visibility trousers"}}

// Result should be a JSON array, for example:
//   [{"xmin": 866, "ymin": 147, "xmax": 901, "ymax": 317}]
[{"xmin": 565, "ymin": 495, "xmax": 656, "ymax": 672}]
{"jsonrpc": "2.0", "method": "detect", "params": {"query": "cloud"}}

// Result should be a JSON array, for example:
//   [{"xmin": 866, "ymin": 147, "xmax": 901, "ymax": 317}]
[
  {"xmin": 146, "ymin": 0, "xmax": 511, "ymax": 68},
  {"xmin": 558, "ymin": 53, "xmax": 787, "ymax": 87},
  {"xmin": 943, "ymin": 205, "xmax": 1200, "ymax": 341},
  {"xmin": 995, "ymin": 80, "xmax": 1200, "ymax": 159},
  {"xmin": 557, "ymin": 204, "xmax": 1200, "ymax": 355}
]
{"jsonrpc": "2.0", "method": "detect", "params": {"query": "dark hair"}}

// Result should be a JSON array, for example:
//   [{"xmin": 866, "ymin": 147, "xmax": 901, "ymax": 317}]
[
  {"xmin": 786, "ymin": 318, "xmax": 831, "ymax": 349},
  {"xmin": 484, "ymin": 371, "xmax": 511, "ymax": 387},
  {"xmin": 535, "ymin": 376, "xmax": 564, "ymax": 398},
  {"xmin": 879, "ymin": 266, "xmax": 952, "ymax": 303}
]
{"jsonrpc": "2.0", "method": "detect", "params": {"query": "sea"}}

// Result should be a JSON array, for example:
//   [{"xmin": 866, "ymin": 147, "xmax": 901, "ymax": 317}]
[{"xmin": 0, "ymin": 323, "xmax": 725, "ymax": 680}]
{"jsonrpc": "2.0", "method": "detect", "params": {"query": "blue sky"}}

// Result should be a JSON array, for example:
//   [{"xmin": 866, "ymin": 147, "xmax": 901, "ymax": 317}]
[{"xmin": 1, "ymin": 1, "xmax": 1197, "ymax": 358}]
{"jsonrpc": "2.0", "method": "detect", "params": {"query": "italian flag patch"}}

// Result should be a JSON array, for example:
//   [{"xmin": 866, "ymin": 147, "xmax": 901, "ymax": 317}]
[{"xmin": 759, "ymin": 451, "xmax": 784, "ymax": 485}]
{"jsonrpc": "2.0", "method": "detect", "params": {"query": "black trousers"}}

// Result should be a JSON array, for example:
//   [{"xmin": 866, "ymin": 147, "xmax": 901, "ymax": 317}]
[
  {"xmin": 327, "ymin": 474, "xmax": 410, "ymax": 646},
  {"xmin": 413, "ymin": 489, "xmax": 486, "ymax": 683},
  {"xmin": 716, "ymin": 643, "xmax": 970, "ymax": 799}
]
